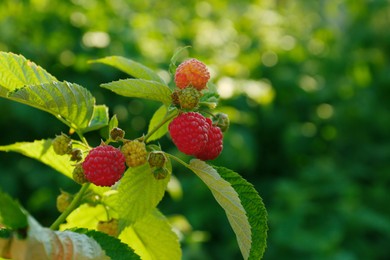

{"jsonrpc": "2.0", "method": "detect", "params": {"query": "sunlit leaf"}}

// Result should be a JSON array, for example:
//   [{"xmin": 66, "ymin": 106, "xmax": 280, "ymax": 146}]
[
  {"xmin": 117, "ymin": 163, "xmax": 170, "ymax": 227},
  {"xmin": 8, "ymin": 81, "xmax": 95, "ymax": 132},
  {"xmin": 83, "ymin": 104, "xmax": 109, "ymax": 133},
  {"xmin": 119, "ymin": 210, "xmax": 181, "ymax": 260},
  {"xmin": 169, "ymin": 46, "xmax": 191, "ymax": 76},
  {"xmin": 0, "ymin": 139, "xmax": 74, "ymax": 179},
  {"xmin": 188, "ymin": 159, "xmax": 267, "ymax": 260},
  {"xmin": 73, "ymin": 228, "xmax": 140, "ymax": 260},
  {"xmin": 213, "ymin": 165, "xmax": 268, "ymax": 260},
  {"xmin": 101, "ymin": 79, "xmax": 172, "ymax": 105},
  {"xmin": 90, "ymin": 56, "xmax": 165, "ymax": 84},
  {"xmin": 59, "ymin": 204, "xmax": 107, "ymax": 231},
  {"xmin": 146, "ymin": 105, "xmax": 177, "ymax": 143},
  {"xmin": 0, "ymin": 52, "xmax": 56, "ymax": 96},
  {"xmin": 0, "ymin": 190, "xmax": 27, "ymax": 230}
]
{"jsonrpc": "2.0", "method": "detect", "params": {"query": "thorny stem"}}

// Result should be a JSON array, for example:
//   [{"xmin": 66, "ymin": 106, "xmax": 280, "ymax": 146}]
[
  {"xmin": 144, "ymin": 108, "xmax": 179, "ymax": 143},
  {"xmin": 50, "ymin": 182, "xmax": 91, "ymax": 230}
]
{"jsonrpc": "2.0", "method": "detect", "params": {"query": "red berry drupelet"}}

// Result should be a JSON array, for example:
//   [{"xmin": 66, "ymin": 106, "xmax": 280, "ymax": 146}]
[
  {"xmin": 168, "ymin": 112, "xmax": 210, "ymax": 155},
  {"xmin": 195, "ymin": 118, "xmax": 223, "ymax": 161},
  {"xmin": 82, "ymin": 145, "xmax": 126, "ymax": 187},
  {"xmin": 174, "ymin": 58, "xmax": 210, "ymax": 91}
]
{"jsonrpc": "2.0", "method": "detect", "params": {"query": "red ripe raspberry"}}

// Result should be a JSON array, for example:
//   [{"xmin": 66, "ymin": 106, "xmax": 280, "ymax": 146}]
[
  {"xmin": 82, "ymin": 145, "xmax": 126, "ymax": 187},
  {"xmin": 195, "ymin": 119, "xmax": 223, "ymax": 160},
  {"xmin": 175, "ymin": 58, "xmax": 210, "ymax": 91},
  {"xmin": 168, "ymin": 112, "xmax": 210, "ymax": 155}
]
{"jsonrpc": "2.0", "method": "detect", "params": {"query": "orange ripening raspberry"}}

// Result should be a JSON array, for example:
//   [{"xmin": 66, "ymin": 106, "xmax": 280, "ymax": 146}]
[{"xmin": 174, "ymin": 58, "xmax": 210, "ymax": 91}]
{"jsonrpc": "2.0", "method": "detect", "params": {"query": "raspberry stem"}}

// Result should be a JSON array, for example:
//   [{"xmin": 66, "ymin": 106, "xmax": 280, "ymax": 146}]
[
  {"xmin": 144, "ymin": 108, "xmax": 179, "ymax": 143},
  {"xmin": 49, "ymin": 182, "xmax": 91, "ymax": 230},
  {"xmin": 165, "ymin": 152, "xmax": 190, "ymax": 169}
]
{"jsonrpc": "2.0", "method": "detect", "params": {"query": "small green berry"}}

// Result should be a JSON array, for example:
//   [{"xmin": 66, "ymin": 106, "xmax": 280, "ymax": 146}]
[
  {"xmin": 70, "ymin": 148, "xmax": 83, "ymax": 161},
  {"xmin": 56, "ymin": 191, "xmax": 73, "ymax": 213},
  {"xmin": 110, "ymin": 127, "xmax": 125, "ymax": 141},
  {"xmin": 153, "ymin": 167, "xmax": 169, "ymax": 180},
  {"xmin": 72, "ymin": 164, "xmax": 88, "ymax": 184},
  {"xmin": 214, "ymin": 113, "xmax": 230, "ymax": 132},
  {"xmin": 176, "ymin": 87, "xmax": 201, "ymax": 110},
  {"xmin": 148, "ymin": 151, "xmax": 167, "ymax": 168},
  {"xmin": 52, "ymin": 133, "xmax": 72, "ymax": 155}
]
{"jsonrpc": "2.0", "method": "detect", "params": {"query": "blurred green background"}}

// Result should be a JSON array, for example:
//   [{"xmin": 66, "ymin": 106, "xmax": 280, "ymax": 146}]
[{"xmin": 1, "ymin": 0, "xmax": 390, "ymax": 259}]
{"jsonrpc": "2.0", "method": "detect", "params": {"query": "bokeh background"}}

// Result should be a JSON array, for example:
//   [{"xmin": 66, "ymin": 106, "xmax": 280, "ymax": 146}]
[{"xmin": 1, "ymin": 0, "xmax": 390, "ymax": 259}]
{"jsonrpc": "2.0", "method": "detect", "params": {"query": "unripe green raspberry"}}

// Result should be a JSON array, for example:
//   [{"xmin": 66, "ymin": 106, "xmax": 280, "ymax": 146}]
[
  {"xmin": 177, "ymin": 87, "xmax": 201, "ymax": 110},
  {"xmin": 153, "ymin": 167, "xmax": 169, "ymax": 180},
  {"xmin": 121, "ymin": 140, "xmax": 147, "ymax": 167},
  {"xmin": 56, "ymin": 191, "xmax": 73, "ymax": 213},
  {"xmin": 52, "ymin": 133, "xmax": 72, "ymax": 155},
  {"xmin": 148, "ymin": 151, "xmax": 167, "ymax": 168},
  {"xmin": 70, "ymin": 148, "xmax": 83, "ymax": 162},
  {"xmin": 214, "ymin": 113, "xmax": 230, "ymax": 132},
  {"xmin": 97, "ymin": 219, "xmax": 119, "ymax": 237},
  {"xmin": 110, "ymin": 127, "xmax": 125, "ymax": 141},
  {"xmin": 72, "ymin": 164, "xmax": 88, "ymax": 184}
]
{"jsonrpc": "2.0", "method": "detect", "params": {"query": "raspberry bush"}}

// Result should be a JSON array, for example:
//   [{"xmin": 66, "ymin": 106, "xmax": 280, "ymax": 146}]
[{"xmin": 0, "ymin": 51, "xmax": 267, "ymax": 259}]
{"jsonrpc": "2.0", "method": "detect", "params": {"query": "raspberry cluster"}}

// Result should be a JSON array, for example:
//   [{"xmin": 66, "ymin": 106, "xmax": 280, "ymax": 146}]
[{"xmin": 168, "ymin": 112, "xmax": 223, "ymax": 160}]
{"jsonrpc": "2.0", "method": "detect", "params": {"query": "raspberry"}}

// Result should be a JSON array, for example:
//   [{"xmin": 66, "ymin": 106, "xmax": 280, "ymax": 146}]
[
  {"xmin": 56, "ymin": 191, "xmax": 73, "ymax": 213},
  {"xmin": 72, "ymin": 164, "xmax": 88, "ymax": 184},
  {"xmin": 175, "ymin": 58, "xmax": 210, "ymax": 90},
  {"xmin": 176, "ymin": 87, "xmax": 201, "ymax": 110},
  {"xmin": 97, "ymin": 219, "xmax": 119, "ymax": 237},
  {"xmin": 121, "ymin": 140, "xmax": 147, "ymax": 167},
  {"xmin": 195, "ymin": 118, "xmax": 223, "ymax": 160},
  {"xmin": 148, "ymin": 151, "xmax": 167, "ymax": 168},
  {"xmin": 168, "ymin": 112, "xmax": 210, "ymax": 155},
  {"xmin": 52, "ymin": 133, "xmax": 72, "ymax": 155},
  {"xmin": 82, "ymin": 145, "xmax": 126, "ymax": 187}
]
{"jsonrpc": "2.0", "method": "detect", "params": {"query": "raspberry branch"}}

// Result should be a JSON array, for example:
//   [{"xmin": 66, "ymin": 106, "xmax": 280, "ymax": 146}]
[
  {"xmin": 50, "ymin": 182, "xmax": 91, "ymax": 230},
  {"xmin": 144, "ymin": 108, "xmax": 179, "ymax": 143}
]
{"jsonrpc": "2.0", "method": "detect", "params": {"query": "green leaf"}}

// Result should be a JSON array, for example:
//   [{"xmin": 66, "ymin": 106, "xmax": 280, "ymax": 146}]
[
  {"xmin": 213, "ymin": 165, "xmax": 268, "ymax": 260},
  {"xmin": 169, "ymin": 46, "xmax": 191, "ymax": 75},
  {"xmin": 119, "ymin": 210, "xmax": 181, "ymax": 260},
  {"xmin": 189, "ymin": 159, "xmax": 267, "ymax": 260},
  {"xmin": 59, "ymin": 204, "xmax": 107, "ymax": 231},
  {"xmin": 8, "ymin": 81, "xmax": 96, "ymax": 133},
  {"xmin": 101, "ymin": 79, "xmax": 172, "ymax": 105},
  {"xmin": 0, "ymin": 190, "xmax": 27, "ymax": 230},
  {"xmin": 0, "ymin": 139, "xmax": 75, "ymax": 179},
  {"xmin": 117, "ymin": 163, "xmax": 170, "ymax": 226},
  {"xmin": 108, "ymin": 114, "xmax": 119, "ymax": 132},
  {"xmin": 0, "ymin": 52, "xmax": 57, "ymax": 96},
  {"xmin": 90, "ymin": 56, "xmax": 165, "ymax": 84},
  {"xmin": 146, "ymin": 105, "xmax": 176, "ymax": 143},
  {"xmin": 73, "ymin": 228, "xmax": 140, "ymax": 260},
  {"xmin": 83, "ymin": 104, "xmax": 109, "ymax": 133}
]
